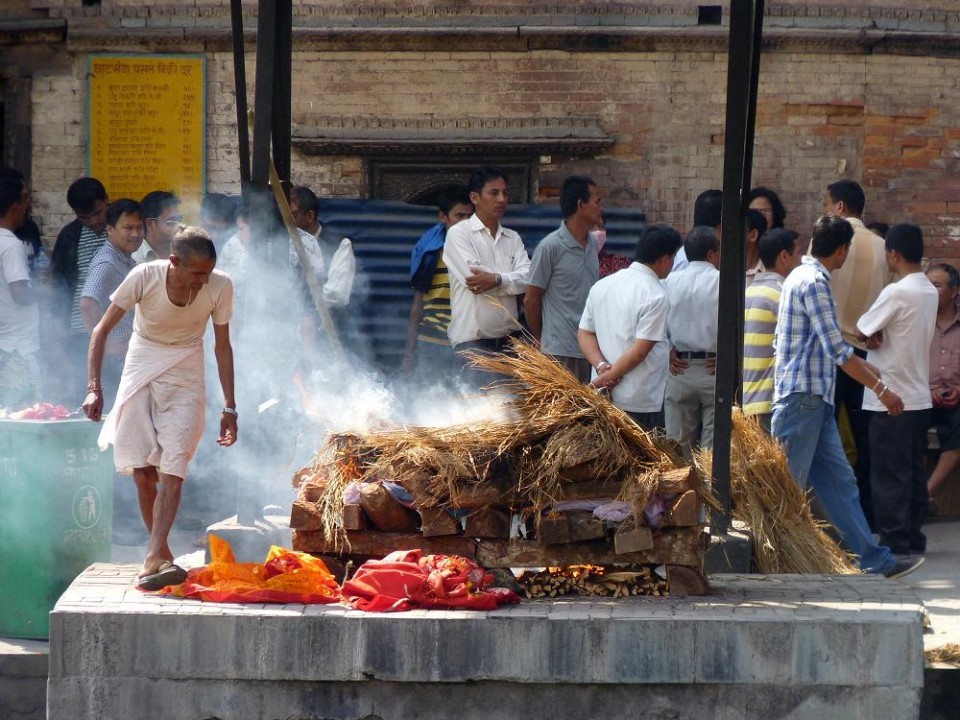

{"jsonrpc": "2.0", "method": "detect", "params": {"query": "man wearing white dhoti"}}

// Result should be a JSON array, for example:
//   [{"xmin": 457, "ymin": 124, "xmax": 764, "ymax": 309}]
[{"xmin": 83, "ymin": 226, "xmax": 237, "ymax": 591}]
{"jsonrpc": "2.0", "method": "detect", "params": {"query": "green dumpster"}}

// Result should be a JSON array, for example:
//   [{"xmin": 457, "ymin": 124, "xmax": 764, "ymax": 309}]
[{"xmin": 0, "ymin": 418, "xmax": 114, "ymax": 639}]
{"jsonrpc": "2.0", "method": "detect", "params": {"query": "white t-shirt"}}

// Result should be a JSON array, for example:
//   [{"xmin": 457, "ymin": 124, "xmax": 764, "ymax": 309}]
[
  {"xmin": 857, "ymin": 271, "xmax": 938, "ymax": 412},
  {"xmin": 579, "ymin": 262, "xmax": 670, "ymax": 413},
  {"xmin": 110, "ymin": 260, "xmax": 234, "ymax": 347},
  {"xmin": 0, "ymin": 228, "xmax": 39, "ymax": 354}
]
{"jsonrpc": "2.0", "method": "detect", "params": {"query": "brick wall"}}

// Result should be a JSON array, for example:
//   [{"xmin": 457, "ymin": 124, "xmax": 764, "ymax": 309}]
[{"xmin": 25, "ymin": 39, "xmax": 960, "ymax": 264}]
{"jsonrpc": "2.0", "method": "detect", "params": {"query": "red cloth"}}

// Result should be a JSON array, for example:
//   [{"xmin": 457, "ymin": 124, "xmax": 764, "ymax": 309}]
[{"xmin": 341, "ymin": 549, "xmax": 520, "ymax": 612}]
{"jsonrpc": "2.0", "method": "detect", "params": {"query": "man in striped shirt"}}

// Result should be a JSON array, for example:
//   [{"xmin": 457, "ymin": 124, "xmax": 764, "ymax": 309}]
[
  {"xmin": 402, "ymin": 185, "xmax": 473, "ymax": 381},
  {"xmin": 742, "ymin": 228, "xmax": 803, "ymax": 431},
  {"xmin": 80, "ymin": 199, "xmax": 143, "ymax": 406},
  {"xmin": 771, "ymin": 215, "xmax": 922, "ymax": 579}
]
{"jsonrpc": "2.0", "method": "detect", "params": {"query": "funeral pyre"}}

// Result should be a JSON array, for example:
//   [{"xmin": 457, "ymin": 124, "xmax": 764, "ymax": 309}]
[{"xmin": 291, "ymin": 340, "xmax": 857, "ymax": 598}]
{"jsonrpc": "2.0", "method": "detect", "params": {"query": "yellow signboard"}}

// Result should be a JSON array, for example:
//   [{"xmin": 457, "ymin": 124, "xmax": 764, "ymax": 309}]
[{"xmin": 89, "ymin": 55, "xmax": 205, "ymax": 218}]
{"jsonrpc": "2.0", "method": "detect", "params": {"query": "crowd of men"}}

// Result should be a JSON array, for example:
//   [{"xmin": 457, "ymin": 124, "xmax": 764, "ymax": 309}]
[
  {"xmin": 2, "ymin": 164, "xmax": 956, "ymax": 585},
  {"xmin": 403, "ymin": 167, "xmax": 953, "ymax": 581}
]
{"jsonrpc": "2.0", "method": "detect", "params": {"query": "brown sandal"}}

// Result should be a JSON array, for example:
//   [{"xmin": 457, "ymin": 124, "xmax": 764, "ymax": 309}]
[{"xmin": 137, "ymin": 561, "xmax": 188, "ymax": 592}]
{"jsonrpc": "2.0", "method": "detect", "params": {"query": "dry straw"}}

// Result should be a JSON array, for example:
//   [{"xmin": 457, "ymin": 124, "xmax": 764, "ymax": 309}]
[
  {"xmin": 694, "ymin": 409, "xmax": 858, "ymax": 575},
  {"xmin": 925, "ymin": 643, "xmax": 960, "ymax": 666},
  {"xmin": 299, "ymin": 340, "xmax": 854, "ymax": 576}
]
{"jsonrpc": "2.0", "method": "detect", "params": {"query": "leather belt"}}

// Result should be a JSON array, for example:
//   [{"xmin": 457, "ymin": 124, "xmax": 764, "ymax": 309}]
[{"xmin": 675, "ymin": 350, "xmax": 716, "ymax": 360}]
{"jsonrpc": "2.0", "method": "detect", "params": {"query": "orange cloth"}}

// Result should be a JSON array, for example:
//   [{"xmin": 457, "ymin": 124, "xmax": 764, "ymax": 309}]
[{"xmin": 162, "ymin": 535, "xmax": 340, "ymax": 604}]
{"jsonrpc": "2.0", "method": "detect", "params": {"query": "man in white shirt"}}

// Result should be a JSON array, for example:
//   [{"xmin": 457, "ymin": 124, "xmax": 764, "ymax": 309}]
[
  {"xmin": 83, "ymin": 227, "xmax": 236, "ymax": 592},
  {"xmin": 289, "ymin": 185, "xmax": 355, "ymax": 308},
  {"xmin": 663, "ymin": 226, "xmax": 721, "ymax": 457},
  {"xmin": 856, "ymin": 223, "xmax": 938, "ymax": 558},
  {"xmin": 578, "ymin": 224, "xmax": 682, "ymax": 432},
  {"xmin": 442, "ymin": 166, "xmax": 530, "ymax": 385},
  {"xmin": 0, "ymin": 177, "xmax": 39, "ymax": 409},
  {"xmin": 133, "ymin": 191, "xmax": 181, "ymax": 263}
]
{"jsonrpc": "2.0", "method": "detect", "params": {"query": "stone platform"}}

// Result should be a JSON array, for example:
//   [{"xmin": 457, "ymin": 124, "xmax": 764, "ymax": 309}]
[{"xmin": 47, "ymin": 564, "xmax": 925, "ymax": 720}]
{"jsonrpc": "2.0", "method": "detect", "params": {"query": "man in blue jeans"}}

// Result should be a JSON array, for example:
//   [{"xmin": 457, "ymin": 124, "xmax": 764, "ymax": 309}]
[{"xmin": 771, "ymin": 215, "xmax": 923, "ymax": 579}]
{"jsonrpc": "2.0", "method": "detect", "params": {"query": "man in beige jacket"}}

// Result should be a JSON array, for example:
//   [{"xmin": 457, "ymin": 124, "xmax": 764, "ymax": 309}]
[{"xmin": 823, "ymin": 179, "xmax": 893, "ymax": 529}]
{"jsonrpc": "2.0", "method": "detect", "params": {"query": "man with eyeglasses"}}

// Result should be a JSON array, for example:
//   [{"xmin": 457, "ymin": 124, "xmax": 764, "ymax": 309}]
[{"xmin": 134, "ymin": 190, "xmax": 181, "ymax": 263}]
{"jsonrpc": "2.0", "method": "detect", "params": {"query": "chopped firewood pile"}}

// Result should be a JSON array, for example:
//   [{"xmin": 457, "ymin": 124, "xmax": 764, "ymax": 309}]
[
  {"xmin": 292, "ymin": 340, "xmax": 857, "ymax": 599},
  {"xmin": 518, "ymin": 565, "xmax": 669, "ymax": 599}
]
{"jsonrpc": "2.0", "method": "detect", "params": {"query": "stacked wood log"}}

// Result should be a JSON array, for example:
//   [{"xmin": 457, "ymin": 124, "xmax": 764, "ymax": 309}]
[
  {"xmin": 518, "ymin": 566, "xmax": 669, "ymax": 599},
  {"xmin": 291, "ymin": 341, "xmax": 716, "ymax": 597}
]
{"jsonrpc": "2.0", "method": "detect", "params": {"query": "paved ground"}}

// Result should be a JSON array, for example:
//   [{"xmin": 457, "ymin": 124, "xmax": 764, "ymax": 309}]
[{"xmin": 900, "ymin": 516, "xmax": 960, "ymax": 655}]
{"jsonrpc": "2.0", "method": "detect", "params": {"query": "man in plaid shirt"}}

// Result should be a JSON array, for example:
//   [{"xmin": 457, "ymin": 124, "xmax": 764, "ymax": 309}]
[{"xmin": 772, "ymin": 215, "xmax": 922, "ymax": 579}]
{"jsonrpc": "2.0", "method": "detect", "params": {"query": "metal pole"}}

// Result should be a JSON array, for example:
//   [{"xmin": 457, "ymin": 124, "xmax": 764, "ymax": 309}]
[
  {"xmin": 711, "ymin": 0, "xmax": 765, "ymax": 533},
  {"xmin": 251, "ymin": 0, "xmax": 277, "ymax": 188},
  {"xmin": 229, "ymin": 0, "xmax": 251, "ymax": 193},
  {"xmin": 271, "ymin": 0, "xmax": 293, "ymax": 188}
]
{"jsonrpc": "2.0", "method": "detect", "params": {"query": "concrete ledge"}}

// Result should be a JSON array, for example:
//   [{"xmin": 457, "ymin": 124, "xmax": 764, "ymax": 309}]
[
  {"xmin": 0, "ymin": 638, "xmax": 48, "ymax": 720},
  {"xmin": 47, "ymin": 565, "xmax": 925, "ymax": 720}
]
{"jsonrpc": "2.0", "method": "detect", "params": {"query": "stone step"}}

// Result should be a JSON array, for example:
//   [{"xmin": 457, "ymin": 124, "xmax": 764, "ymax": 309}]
[{"xmin": 45, "ymin": 564, "xmax": 927, "ymax": 720}]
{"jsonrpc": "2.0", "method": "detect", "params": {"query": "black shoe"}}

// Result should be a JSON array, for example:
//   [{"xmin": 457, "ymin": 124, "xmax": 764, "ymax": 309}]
[{"xmin": 884, "ymin": 556, "xmax": 925, "ymax": 580}]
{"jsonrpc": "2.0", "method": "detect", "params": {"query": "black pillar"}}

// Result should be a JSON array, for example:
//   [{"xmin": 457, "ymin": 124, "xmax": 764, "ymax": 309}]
[
  {"xmin": 712, "ymin": 0, "xmax": 765, "ymax": 532},
  {"xmin": 229, "ymin": 0, "xmax": 251, "ymax": 193}
]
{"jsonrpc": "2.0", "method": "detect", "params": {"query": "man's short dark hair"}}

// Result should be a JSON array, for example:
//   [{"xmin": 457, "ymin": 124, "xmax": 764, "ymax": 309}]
[
  {"xmin": 684, "ymin": 225, "xmax": 720, "ymax": 262},
  {"xmin": 201, "ymin": 193, "xmax": 238, "ymax": 224},
  {"xmin": 172, "ymin": 226, "xmax": 216, "ymax": 262},
  {"xmin": 437, "ymin": 184, "xmax": 471, "ymax": 215},
  {"xmin": 693, "ymin": 189, "xmax": 723, "ymax": 228},
  {"xmin": 141, "ymin": 190, "xmax": 179, "ymax": 222},
  {"xmin": 0, "ymin": 167, "xmax": 25, "ymax": 183},
  {"xmin": 0, "ymin": 178, "xmax": 25, "ymax": 217},
  {"xmin": 885, "ymin": 223, "xmax": 924, "ymax": 264},
  {"xmin": 748, "ymin": 187, "xmax": 787, "ymax": 229},
  {"xmin": 290, "ymin": 186, "xmax": 321, "ymax": 217},
  {"xmin": 467, "ymin": 166, "xmax": 508, "ymax": 196},
  {"xmin": 106, "ymin": 199, "xmax": 142, "ymax": 228},
  {"xmin": 866, "ymin": 221, "xmax": 890, "ymax": 238},
  {"xmin": 635, "ymin": 224, "xmax": 683, "ymax": 265},
  {"xmin": 928, "ymin": 263, "xmax": 960, "ymax": 289},
  {"xmin": 559, "ymin": 175, "xmax": 596, "ymax": 219},
  {"xmin": 66, "ymin": 177, "xmax": 107, "ymax": 215},
  {"xmin": 758, "ymin": 228, "xmax": 800, "ymax": 269},
  {"xmin": 745, "ymin": 208, "xmax": 768, "ymax": 237},
  {"xmin": 810, "ymin": 215, "xmax": 854, "ymax": 258},
  {"xmin": 826, "ymin": 180, "xmax": 866, "ymax": 216}
]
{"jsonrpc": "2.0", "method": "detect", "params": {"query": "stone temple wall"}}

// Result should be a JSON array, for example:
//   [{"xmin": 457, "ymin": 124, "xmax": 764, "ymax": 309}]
[{"xmin": 8, "ymin": 2, "xmax": 960, "ymax": 261}]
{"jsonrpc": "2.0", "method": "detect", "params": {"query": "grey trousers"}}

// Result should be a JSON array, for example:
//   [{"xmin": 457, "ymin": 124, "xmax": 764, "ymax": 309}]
[{"xmin": 665, "ymin": 360, "xmax": 716, "ymax": 457}]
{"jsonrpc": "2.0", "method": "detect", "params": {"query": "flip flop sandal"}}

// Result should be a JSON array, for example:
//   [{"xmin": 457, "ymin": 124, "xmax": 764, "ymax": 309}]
[{"xmin": 137, "ymin": 561, "xmax": 188, "ymax": 592}]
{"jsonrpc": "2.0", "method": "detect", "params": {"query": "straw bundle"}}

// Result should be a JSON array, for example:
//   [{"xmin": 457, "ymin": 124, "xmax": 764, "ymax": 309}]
[
  {"xmin": 925, "ymin": 643, "xmax": 960, "ymax": 665},
  {"xmin": 694, "ymin": 409, "xmax": 858, "ymax": 575},
  {"xmin": 298, "ymin": 338, "xmax": 705, "ymax": 548}
]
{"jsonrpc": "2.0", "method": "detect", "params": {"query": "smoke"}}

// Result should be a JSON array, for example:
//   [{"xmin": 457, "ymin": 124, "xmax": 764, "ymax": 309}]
[{"xmin": 186, "ymin": 215, "xmax": 512, "ymax": 529}]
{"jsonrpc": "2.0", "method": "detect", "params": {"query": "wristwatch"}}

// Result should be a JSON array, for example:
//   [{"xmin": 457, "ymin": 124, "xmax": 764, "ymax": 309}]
[{"xmin": 222, "ymin": 407, "xmax": 238, "ymax": 417}]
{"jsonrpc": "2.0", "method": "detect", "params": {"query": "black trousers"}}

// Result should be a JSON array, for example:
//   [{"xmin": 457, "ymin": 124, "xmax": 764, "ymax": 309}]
[
  {"xmin": 627, "ymin": 409, "xmax": 665, "ymax": 434},
  {"xmin": 834, "ymin": 348, "xmax": 874, "ymax": 529},
  {"xmin": 869, "ymin": 409, "xmax": 930, "ymax": 555}
]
